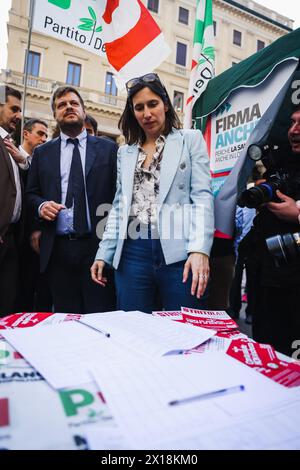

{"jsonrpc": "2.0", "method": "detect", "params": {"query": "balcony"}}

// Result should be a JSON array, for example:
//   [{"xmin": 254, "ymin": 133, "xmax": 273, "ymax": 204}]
[
  {"xmin": 0, "ymin": 69, "xmax": 127, "ymax": 111},
  {"xmin": 175, "ymin": 65, "xmax": 187, "ymax": 77},
  {"xmin": 1, "ymin": 69, "xmax": 53, "ymax": 92}
]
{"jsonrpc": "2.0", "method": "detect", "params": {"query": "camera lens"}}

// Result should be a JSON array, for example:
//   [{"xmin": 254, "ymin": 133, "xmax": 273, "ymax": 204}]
[
  {"xmin": 237, "ymin": 183, "xmax": 275, "ymax": 209},
  {"xmin": 247, "ymin": 145, "xmax": 263, "ymax": 162},
  {"xmin": 266, "ymin": 232, "xmax": 300, "ymax": 267}
]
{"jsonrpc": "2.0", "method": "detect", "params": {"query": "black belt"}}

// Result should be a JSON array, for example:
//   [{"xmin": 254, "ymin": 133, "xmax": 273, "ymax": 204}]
[{"xmin": 57, "ymin": 233, "xmax": 92, "ymax": 241}]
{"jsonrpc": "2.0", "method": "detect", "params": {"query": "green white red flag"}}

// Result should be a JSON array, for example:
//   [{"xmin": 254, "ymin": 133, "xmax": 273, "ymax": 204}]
[{"xmin": 184, "ymin": 0, "xmax": 215, "ymax": 128}]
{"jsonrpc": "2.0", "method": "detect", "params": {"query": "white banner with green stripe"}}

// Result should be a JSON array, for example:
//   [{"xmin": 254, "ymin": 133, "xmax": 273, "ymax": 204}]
[{"xmin": 184, "ymin": 0, "xmax": 215, "ymax": 128}]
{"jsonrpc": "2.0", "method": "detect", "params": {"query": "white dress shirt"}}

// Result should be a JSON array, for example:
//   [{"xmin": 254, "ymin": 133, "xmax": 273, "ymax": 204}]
[{"xmin": 19, "ymin": 144, "xmax": 32, "ymax": 166}]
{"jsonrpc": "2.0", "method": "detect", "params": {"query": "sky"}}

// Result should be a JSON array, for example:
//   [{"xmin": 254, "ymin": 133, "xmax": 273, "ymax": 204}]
[{"xmin": 0, "ymin": 0, "xmax": 299, "ymax": 70}]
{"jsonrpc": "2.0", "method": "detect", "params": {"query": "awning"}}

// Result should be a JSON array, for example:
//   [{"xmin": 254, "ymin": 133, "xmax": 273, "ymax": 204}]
[{"xmin": 193, "ymin": 27, "xmax": 300, "ymax": 125}]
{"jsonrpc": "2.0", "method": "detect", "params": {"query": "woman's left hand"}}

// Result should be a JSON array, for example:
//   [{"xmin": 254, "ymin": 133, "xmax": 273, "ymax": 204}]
[{"xmin": 183, "ymin": 253, "xmax": 210, "ymax": 299}]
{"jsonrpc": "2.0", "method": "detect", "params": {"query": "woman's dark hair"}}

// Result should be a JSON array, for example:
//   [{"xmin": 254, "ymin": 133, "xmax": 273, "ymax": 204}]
[{"xmin": 118, "ymin": 78, "xmax": 181, "ymax": 145}]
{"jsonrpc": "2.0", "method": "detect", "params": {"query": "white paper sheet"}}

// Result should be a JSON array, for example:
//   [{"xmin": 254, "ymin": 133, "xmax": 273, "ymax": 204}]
[
  {"xmin": 1, "ymin": 321, "xmax": 136, "ymax": 389},
  {"xmin": 91, "ymin": 353, "xmax": 291, "ymax": 449},
  {"xmin": 80, "ymin": 310, "xmax": 215, "ymax": 357},
  {"xmin": 84, "ymin": 427, "xmax": 130, "ymax": 450},
  {"xmin": 0, "ymin": 376, "xmax": 75, "ymax": 450},
  {"xmin": 182, "ymin": 396, "xmax": 300, "ymax": 450}
]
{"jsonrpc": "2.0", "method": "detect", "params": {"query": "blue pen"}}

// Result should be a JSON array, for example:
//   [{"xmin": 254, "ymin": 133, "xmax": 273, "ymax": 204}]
[
  {"xmin": 169, "ymin": 384, "xmax": 245, "ymax": 406},
  {"xmin": 76, "ymin": 320, "xmax": 111, "ymax": 338},
  {"xmin": 163, "ymin": 349, "xmax": 185, "ymax": 356}
]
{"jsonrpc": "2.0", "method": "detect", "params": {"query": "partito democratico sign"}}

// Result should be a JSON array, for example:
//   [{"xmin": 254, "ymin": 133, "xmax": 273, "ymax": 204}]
[{"xmin": 32, "ymin": 0, "xmax": 106, "ymax": 55}]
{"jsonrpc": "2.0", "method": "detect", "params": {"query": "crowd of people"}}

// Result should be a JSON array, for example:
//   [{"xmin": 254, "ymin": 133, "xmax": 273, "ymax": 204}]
[{"xmin": 0, "ymin": 74, "xmax": 300, "ymax": 356}]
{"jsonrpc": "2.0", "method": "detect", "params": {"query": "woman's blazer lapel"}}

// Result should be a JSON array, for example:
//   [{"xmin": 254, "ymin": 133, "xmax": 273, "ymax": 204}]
[{"xmin": 159, "ymin": 130, "xmax": 184, "ymax": 205}]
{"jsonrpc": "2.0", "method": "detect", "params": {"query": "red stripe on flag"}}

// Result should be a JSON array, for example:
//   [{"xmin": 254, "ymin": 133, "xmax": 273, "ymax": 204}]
[
  {"xmin": 103, "ymin": 0, "xmax": 120, "ymax": 24},
  {"xmin": 191, "ymin": 60, "xmax": 197, "ymax": 70},
  {"xmin": 14, "ymin": 352, "xmax": 23, "ymax": 359},
  {"xmin": 215, "ymin": 230, "xmax": 233, "ymax": 240},
  {"xmin": 105, "ymin": 0, "xmax": 161, "ymax": 71},
  {"xmin": 186, "ymin": 96, "xmax": 193, "ymax": 106},
  {"xmin": 0, "ymin": 398, "xmax": 9, "ymax": 427},
  {"xmin": 211, "ymin": 171, "xmax": 230, "ymax": 179}
]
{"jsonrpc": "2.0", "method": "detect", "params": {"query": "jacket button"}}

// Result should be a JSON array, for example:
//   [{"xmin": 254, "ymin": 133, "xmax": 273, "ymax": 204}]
[
  {"xmin": 179, "ymin": 184, "xmax": 185, "ymax": 190},
  {"xmin": 180, "ymin": 163, "xmax": 186, "ymax": 170}
]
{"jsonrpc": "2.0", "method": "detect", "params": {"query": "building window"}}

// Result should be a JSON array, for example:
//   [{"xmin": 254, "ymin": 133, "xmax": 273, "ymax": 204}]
[
  {"xmin": 147, "ymin": 0, "xmax": 159, "ymax": 13},
  {"xmin": 66, "ymin": 62, "xmax": 81, "ymax": 86},
  {"xmin": 173, "ymin": 91, "xmax": 184, "ymax": 113},
  {"xmin": 176, "ymin": 42, "xmax": 187, "ymax": 67},
  {"xmin": 105, "ymin": 72, "xmax": 118, "ymax": 105},
  {"xmin": 233, "ymin": 30, "xmax": 242, "ymax": 46},
  {"xmin": 105, "ymin": 72, "xmax": 117, "ymax": 96},
  {"xmin": 213, "ymin": 20, "xmax": 217, "ymax": 36},
  {"xmin": 178, "ymin": 7, "xmax": 189, "ymax": 25},
  {"xmin": 257, "ymin": 40, "xmax": 265, "ymax": 51},
  {"xmin": 25, "ymin": 51, "xmax": 41, "ymax": 77}
]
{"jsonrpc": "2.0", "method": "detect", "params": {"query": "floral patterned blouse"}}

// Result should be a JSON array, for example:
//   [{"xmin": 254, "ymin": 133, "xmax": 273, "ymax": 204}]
[{"xmin": 130, "ymin": 135, "xmax": 166, "ymax": 225}]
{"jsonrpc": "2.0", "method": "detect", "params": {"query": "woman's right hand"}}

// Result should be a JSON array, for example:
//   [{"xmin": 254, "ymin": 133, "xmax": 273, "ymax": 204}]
[{"xmin": 90, "ymin": 260, "xmax": 108, "ymax": 287}]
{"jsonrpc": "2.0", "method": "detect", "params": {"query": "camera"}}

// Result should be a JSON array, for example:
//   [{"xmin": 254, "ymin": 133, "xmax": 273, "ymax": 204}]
[
  {"xmin": 237, "ymin": 169, "xmax": 290, "ymax": 208},
  {"xmin": 237, "ymin": 143, "xmax": 297, "ymax": 209},
  {"xmin": 266, "ymin": 232, "xmax": 300, "ymax": 267}
]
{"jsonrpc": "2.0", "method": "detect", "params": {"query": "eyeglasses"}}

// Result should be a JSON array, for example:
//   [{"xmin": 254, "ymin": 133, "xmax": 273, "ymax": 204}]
[{"xmin": 125, "ymin": 73, "xmax": 164, "ymax": 95}]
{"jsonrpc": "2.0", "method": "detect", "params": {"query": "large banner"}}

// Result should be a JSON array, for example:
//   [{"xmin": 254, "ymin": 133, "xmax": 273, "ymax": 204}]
[
  {"xmin": 203, "ymin": 59, "xmax": 298, "ymax": 235},
  {"xmin": 192, "ymin": 27, "xmax": 300, "ymax": 235},
  {"xmin": 206, "ymin": 59, "xmax": 298, "ymax": 198}
]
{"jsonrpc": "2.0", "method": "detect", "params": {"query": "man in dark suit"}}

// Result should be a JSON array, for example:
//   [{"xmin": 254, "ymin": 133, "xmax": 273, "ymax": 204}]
[
  {"xmin": 0, "ymin": 86, "xmax": 25, "ymax": 317},
  {"xmin": 26, "ymin": 86, "xmax": 117, "ymax": 314}
]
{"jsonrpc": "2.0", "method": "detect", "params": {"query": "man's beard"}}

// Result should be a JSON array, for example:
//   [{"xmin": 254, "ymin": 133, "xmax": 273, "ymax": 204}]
[
  {"xmin": 59, "ymin": 117, "xmax": 84, "ymax": 135},
  {"xmin": 1, "ymin": 122, "xmax": 15, "ymax": 134}
]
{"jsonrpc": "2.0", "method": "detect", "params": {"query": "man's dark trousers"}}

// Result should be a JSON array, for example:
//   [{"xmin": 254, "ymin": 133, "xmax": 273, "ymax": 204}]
[{"xmin": 26, "ymin": 134, "xmax": 118, "ymax": 314}]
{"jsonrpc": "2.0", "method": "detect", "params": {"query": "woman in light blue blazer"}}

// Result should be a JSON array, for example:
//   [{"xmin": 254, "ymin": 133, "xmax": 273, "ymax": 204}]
[{"xmin": 91, "ymin": 73, "xmax": 214, "ymax": 313}]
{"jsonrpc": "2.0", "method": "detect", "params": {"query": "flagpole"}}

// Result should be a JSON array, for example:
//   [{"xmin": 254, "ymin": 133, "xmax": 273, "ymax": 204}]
[{"xmin": 21, "ymin": 0, "xmax": 35, "ymax": 137}]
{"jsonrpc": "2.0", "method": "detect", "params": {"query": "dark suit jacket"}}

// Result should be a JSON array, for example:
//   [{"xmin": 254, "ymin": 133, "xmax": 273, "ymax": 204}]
[
  {"xmin": 0, "ymin": 137, "xmax": 24, "ymax": 239},
  {"xmin": 26, "ymin": 134, "xmax": 118, "ymax": 272}
]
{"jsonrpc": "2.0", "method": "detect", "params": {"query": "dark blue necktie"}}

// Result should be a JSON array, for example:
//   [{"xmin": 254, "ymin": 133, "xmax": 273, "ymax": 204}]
[{"xmin": 65, "ymin": 138, "xmax": 89, "ymax": 236}]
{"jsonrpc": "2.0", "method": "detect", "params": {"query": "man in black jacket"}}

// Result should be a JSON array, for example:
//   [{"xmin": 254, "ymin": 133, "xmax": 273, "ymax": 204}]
[
  {"xmin": 26, "ymin": 86, "xmax": 117, "ymax": 314},
  {"xmin": 252, "ymin": 106, "xmax": 300, "ymax": 356},
  {"xmin": 0, "ymin": 86, "xmax": 25, "ymax": 316},
  {"xmin": 5, "ymin": 119, "xmax": 52, "ymax": 312}
]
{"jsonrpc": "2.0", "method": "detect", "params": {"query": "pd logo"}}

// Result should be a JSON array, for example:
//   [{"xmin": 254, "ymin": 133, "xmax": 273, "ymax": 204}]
[
  {"xmin": 0, "ymin": 341, "xmax": 9, "ymax": 366},
  {"xmin": 48, "ymin": 0, "xmax": 71, "ymax": 9},
  {"xmin": 59, "ymin": 389, "xmax": 106, "ymax": 418}
]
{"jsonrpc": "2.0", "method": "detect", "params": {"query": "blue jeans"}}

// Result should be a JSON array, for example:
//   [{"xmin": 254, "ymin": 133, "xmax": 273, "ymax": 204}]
[{"xmin": 115, "ymin": 234, "xmax": 207, "ymax": 313}]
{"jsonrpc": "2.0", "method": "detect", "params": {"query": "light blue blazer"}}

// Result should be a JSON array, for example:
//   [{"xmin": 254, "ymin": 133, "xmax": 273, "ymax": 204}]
[{"xmin": 95, "ymin": 129, "xmax": 214, "ymax": 269}]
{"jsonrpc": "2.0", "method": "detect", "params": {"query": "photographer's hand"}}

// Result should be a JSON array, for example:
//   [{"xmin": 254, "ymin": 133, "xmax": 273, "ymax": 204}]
[
  {"xmin": 267, "ymin": 190, "xmax": 299, "ymax": 223},
  {"xmin": 296, "ymin": 200, "xmax": 300, "ymax": 224}
]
